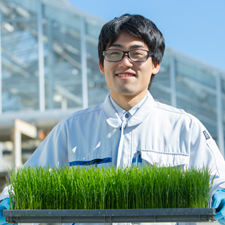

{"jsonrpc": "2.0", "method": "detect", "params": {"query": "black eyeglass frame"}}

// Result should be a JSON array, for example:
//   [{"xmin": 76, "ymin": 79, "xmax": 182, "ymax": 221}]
[{"xmin": 102, "ymin": 49, "xmax": 154, "ymax": 62}]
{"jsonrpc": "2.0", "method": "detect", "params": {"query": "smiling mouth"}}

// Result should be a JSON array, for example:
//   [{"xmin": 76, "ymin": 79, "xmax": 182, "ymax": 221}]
[{"xmin": 116, "ymin": 73, "xmax": 136, "ymax": 77}]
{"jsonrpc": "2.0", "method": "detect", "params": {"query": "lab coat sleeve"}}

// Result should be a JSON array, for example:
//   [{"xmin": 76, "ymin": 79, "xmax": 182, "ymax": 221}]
[
  {"xmin": 23, "ymin": 119, "xmax": 69, "ymax": 168},
  {"xmin": 189, "ymin": 116, "xmax": 225, "ymax": 203}
]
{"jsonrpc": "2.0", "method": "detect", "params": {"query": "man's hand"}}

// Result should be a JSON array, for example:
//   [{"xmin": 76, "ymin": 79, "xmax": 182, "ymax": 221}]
[
  {"xmin": 212, "ymin": 189, "xmax": 225, "ymax": 224},
  {"xmin": 0, "ymin": 198, "xmax": 16, "ymax": 225}
]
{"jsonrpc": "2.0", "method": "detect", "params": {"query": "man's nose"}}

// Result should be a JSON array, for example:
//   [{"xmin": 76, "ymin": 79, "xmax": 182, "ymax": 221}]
[{"xmin": 119, "ymin": 53, "xmax": 133, "ymax": 66}]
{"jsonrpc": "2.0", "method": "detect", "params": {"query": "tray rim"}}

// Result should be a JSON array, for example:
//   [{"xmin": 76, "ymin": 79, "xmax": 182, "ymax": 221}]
[{"xmin": 4, "ymin": 208, "xmax": 216, "ymax": 223}]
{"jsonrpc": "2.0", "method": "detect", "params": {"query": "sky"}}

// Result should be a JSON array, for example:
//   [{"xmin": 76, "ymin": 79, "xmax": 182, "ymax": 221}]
[{"xmin": 67, "ymin": 0, "xmax": 225, "ymax": 72}]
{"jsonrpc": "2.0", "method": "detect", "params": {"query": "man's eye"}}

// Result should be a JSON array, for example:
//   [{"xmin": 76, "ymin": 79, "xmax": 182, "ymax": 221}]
[
  {"xmin": 109, "ymin": 51, "xmax": 120, "ymax": 55},
  {"xmin": 132, "ymin": 51, "xmax": 143, "ymax": 56}
]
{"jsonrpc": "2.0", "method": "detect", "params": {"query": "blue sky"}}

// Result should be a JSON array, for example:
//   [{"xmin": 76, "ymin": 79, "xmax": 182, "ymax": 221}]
[{"xmin": 68, "ymin": 0, "xmax": 225, "ymax": 72}]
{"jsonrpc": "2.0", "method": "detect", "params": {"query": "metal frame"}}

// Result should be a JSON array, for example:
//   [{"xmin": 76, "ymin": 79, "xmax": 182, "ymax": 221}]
[
  {"xmin": 0, "ymin": 10, "xmax": 2, "ymax": 114},
  {"xmin": 0, "ymin": 142, "xmax": 2, "ymax": 172},
  {"xmin": 80, "ymin": 16, "xmax": 88, "ymax": 109},
  {"xmin": 216, "ymin": 75, "xmax": 225, "ymax": 156},
  {"xmin": 170, "ymin": 54, "xmax": 177, "ymax": 107},
  {"xmin": 37, "ymin": 0, "xmax": 45, "ymax": 112},
  {"xmin": 4, "ymin": 208, "xmax": 215, "ymax": 223}
]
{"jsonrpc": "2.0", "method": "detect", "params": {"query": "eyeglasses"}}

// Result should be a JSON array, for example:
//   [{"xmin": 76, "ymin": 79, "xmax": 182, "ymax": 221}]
[{"xmin": 103, "ymin": 49, "xmax": 153, "ymax": 62}]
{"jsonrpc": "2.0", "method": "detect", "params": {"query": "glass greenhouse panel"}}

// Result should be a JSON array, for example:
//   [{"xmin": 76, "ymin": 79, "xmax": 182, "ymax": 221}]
[
  {"xmin": 222, "ymin": 78, "xmax": 225, "ymax": 152},
  {"xmin": 155, "ymin": 54, "xmax": 171, "ymax": 88},
  {"xmin": 154, "ymin": 71, "xmax": 171, "ymax": 89},
  {"xmin": 6, "ymin": 0, "xmax": 38, "ymax": 14},
  {"xmin": 161, "ymin": 53, "xmax": 171, "ymax": 69},
  {"xmin": 176, "ymin": 93, "xmax": 217, "ymax": 141},
  {"xmin": 176, "ymin": 61, "xmax": 216, "ymax": 89},
  {"xmin": 150, "ymin": 86, "xmax": 171, "ymax": 106},
  {"xmin": 222, "ymin": 78, "xmax": 225, "ymax": 95},
  {"xmin": 42, "ymin": 5, "xmax": 83, "ymax": 109},
  {"xmin": 43, "ymin": 3, "xmax": 80, "ymax": 31},
  {"xmin": 85, "ymin": 18, "xmax": 102, "ymax": 40},
  {"xmin": 151, "ymin": 54, "xmax": 171, "ymax": 105},
  {"xmin": 1, "ymin": 17, "xmax": 39, "ymax": 112},
  {"xmin": 85, "ymin": 21, "xmax": 108, "ymax": 106},
  {"xmin": 151, "ymin": 54, "xmax": 171, "ymax": 106}
]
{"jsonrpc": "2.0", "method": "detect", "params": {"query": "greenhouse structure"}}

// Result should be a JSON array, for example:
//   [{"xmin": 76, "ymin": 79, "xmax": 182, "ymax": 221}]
[{"xmin": 0, "ymin": 0, "xmax": 225, "ymax": 192}]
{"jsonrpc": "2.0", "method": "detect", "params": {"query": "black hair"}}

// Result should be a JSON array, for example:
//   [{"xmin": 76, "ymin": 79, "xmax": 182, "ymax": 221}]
[{"xmin": 98, "ymin": 14, "xmax": 165, "ymax": 88}]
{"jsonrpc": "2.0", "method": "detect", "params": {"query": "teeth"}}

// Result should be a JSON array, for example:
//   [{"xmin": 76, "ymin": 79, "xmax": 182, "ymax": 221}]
[{"xmin": 117, "ymin": 74, "xmax": 134, "ymax": 77}]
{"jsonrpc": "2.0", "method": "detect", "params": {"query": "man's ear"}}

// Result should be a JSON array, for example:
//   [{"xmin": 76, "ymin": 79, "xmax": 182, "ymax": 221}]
[
  {"xmin": 98, "ymin": 61, "xmax": 104, "ymax": 74},
  {"xmin": 152, "ymin": 63, "xmax": 161, "ymax": 75}
]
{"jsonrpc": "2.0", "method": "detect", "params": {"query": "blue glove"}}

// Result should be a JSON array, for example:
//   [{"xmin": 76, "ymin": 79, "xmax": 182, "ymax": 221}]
[
  {"xmin": 212, "ymin": 189, "xmax": 225, "ymax": 224},
  {"xmin": 0, "ymin": 198, "xmax": 16, "ymax": 225}
]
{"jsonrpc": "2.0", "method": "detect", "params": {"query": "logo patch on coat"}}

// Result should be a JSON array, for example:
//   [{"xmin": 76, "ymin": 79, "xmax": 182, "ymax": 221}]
[{"xmin": 203, "ymin": 130, "xmax": 210, "ymax": 140}]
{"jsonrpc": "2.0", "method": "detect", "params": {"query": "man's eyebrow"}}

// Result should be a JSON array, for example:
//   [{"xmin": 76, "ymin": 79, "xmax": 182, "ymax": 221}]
[
  {"xmin": 109, "ymin": 44, "xmax": 146, "ymax": 49},
  {"xmin": 110, "ymin": 43, "xmax": 123, "ymax": 48},
  {"xmin": 129, "ymin": 44, "xmax": 146, "ymax": 49}
]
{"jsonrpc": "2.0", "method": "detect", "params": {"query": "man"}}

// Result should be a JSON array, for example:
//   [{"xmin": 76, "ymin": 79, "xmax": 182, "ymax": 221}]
[{"xmin": 1, "ymin": 14, "xmax": 225, "ymax": 225}]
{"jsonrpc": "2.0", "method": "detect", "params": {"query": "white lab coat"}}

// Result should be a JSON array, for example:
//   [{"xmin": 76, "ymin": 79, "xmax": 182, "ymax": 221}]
[{"xmin": 1, "ymin": 91, "xmax": 225, "ymax": 225}]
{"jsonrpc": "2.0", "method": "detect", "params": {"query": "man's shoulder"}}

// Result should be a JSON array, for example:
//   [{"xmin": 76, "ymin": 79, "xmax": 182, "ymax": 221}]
[
  {"xmin": 153, "ymin": 100, "xmax": 195, "ymax": 121},
  {"xmin": 147, "ymin": 92, "xmax": 193, "ymax": 120},
  {"xmin": 62, "ymin": 102, "xmax": 104, "ymax": 123},
  {"xmin": 152, "ymin": 101, "xmax": 204, "ymax": 132}
]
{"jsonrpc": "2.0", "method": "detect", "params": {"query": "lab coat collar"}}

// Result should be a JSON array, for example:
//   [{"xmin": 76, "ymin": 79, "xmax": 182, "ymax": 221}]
[
  {"xmin": 103, "ymin": 91, "xmax": 155, "ymax": 128},
  {"xmin": 109, "ymin": 94, "xmax": 148, "ymax": 121},
  {"xmin": 103, "ymin": 94, "xmax": 122, "ymax": 128}
]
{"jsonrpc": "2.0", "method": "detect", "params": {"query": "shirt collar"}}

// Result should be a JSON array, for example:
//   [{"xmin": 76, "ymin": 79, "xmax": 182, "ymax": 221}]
[
  {"xmin": 109, "ymin": 94, "xmax": 148, "ymax": 121},
  {"xmin": 103, "ymin": 91, "xmax": 155, "ymax": 128}
]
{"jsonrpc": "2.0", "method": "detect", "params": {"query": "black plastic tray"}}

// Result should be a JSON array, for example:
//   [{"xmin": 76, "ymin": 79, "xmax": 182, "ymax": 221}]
[{"xmin": 4, "ymin": 208, "xmax": 215, "ymax": 223}]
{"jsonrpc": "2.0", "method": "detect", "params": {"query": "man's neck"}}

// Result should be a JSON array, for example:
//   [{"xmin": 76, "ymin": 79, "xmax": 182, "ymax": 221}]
[{"xmin": 110, "ymin": 90, "xmax": 148, "ymax": 111}]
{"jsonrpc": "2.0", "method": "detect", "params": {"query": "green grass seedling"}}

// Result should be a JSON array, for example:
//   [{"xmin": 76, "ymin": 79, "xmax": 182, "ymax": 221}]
[{"xmin": 7, "ymin": 165, "xmax": 213, "ymax": 210}]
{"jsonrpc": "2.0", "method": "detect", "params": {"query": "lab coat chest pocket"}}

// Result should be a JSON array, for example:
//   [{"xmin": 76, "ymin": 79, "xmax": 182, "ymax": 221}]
[{"xmin": 140, "ymin": 150, "xmax": 189, "ymax": 168}]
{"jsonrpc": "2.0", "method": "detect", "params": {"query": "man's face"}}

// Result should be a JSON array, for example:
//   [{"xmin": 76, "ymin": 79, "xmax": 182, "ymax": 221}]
[{"xmin": 99, "ymin": 32, "xmax": 160, "ymax": 103}]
